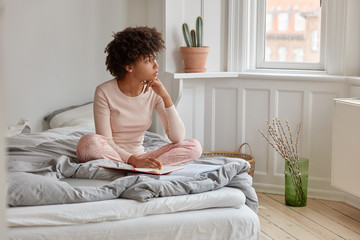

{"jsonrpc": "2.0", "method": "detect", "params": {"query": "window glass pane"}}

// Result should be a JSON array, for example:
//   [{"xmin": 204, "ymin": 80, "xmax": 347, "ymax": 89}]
[
  {"xmin": 277, "ymin": 12, "xmax": 289, "ymax": 31},
  {"xmin": 265, "ymin": 0, "xmax": 321, "ymax": 63},
  {"xmin": 311, "ymin": 30, "xmax": 319, "ymax": 51},
  {"xmin": 265, "ymin": 46, "xmax": 272, "ymax": 61},
  {"xmin": 266, "ymin": 13, "xmax": 273, "ymax": 31},
  {"xmin": 293, "ymin": 48, "xmax": 304, "ymax": 62},
  {"xmin": 278, "ymin": 47, "xmax": 287, "ymax": 61},
  {"xmin": 294, "ymin": 12, "xmax": 306, "ymax": 31}
]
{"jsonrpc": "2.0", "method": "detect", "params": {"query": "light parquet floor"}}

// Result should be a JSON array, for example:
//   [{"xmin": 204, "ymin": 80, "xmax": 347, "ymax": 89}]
[{"xmin": 257, "ymin": 193, "xmax": 360, "ymax": 240}]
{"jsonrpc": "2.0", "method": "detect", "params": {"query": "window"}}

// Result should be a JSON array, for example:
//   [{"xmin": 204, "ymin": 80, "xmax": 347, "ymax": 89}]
[
  {"xmin": 311, "ymin": 30, "xmax": 319, "ymax": 51},
  {"xmin": 265, "ymin": 46, "xmax": 272, "ymax": 61},
  {"xmin": 277, "ymin": 12, "xmax": 289, "ymax": 31},
  {"xmin": 294, "ymin": 12, "xmax": 306, "ymax": 32},
  {"xmin": 266, "ymin": 13, "xmax": 273, "ymax": 31},
  {"xmin": 228, "ymin": 0, "xmax": 349, "ymax": 73},
  {"xmin": 278, "ymin": 47, "xmax": 287, "ymax": 61},
  {"xmin": 257, "ymin": 0, "xmax": 323, "ymax": 70},
  {"xmin": 293, "ymin": 48, "xmax": 304, "ymax": 62}
]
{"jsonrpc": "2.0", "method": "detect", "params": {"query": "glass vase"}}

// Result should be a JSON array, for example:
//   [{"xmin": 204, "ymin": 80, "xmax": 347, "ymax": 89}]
[{"xmin": 285, "ymin": 157, "xmax": 309, "ymax": 207}]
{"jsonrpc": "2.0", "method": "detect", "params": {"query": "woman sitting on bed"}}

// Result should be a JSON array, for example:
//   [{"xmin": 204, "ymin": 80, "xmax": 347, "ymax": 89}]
[{"xmin": 76, "ymin": 26, "xmax": 202, "ymax": 169}]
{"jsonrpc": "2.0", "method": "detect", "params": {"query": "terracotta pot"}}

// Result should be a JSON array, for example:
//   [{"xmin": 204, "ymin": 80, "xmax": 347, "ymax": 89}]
[{"xmin": 180, "ymin": 46, "xmax": 210, "ymax": 73}]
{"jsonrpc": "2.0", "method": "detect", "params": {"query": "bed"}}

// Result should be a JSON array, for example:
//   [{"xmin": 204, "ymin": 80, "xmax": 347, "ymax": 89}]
[{"xmin": 6, "ymin": 103, "xmax": 260, "ymax": 240}]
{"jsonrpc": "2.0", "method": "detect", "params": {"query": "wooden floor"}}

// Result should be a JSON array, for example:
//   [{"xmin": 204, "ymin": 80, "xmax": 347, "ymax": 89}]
[{"xmin": 258, "ymin": 193, "xmax": 360, "ymax": 240}]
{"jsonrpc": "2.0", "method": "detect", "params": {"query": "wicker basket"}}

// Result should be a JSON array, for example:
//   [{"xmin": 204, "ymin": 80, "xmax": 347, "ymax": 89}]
[{"xmin": 202, "ymin": 143, "xmax": 255, "ymax": 177}]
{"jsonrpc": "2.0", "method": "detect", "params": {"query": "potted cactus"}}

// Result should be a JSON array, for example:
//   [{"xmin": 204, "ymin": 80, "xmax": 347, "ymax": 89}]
[{"xmin": 180, "ymin": 16, "xmax": 210, "ymax": 73}]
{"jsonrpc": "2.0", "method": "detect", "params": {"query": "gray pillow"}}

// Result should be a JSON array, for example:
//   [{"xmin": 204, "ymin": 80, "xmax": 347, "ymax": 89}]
[{"xmin": 43, "ymin": 102, "xmax": 94, "ymax": 129}]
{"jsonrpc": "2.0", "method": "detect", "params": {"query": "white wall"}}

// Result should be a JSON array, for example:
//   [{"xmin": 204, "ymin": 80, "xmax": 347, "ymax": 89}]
[
  {"xmin": 170, "ymin": 0, "xmax": 360, "ymax": 208},
  {"xmin": 2, "ymin": 0, "xmax": 226, "ymax": 133},
  {"xmin": 2, "ymin": 0, "xmax": 153, "ymax": 132},
  {"xmin": 343, "ymin": 0, "xmax": 360, "ymax": 76},
  {"xmin": 161, "ymin": 0, "xmax": 227, "ymax": 133},
  {"xmin": 0, "ymin": 95, "xmax": 6, "ymax": 239},
  {"xmin": 164, "ymin": 0, "xmax": 226, "ymax": 73},
  {"xmin": 0, "ymin": 1, "xmax": 7, "ymax": 237},
  {"xmin": 176, "ymin": 75, "xmax": 354, "ymax": 202},
  {"xmin": 0, "ymin": 91, "xmax": 6, "ymax": 238},
  {"xmin": 0, "ymin": 0, "xmax": 7, "ymax": 236}
]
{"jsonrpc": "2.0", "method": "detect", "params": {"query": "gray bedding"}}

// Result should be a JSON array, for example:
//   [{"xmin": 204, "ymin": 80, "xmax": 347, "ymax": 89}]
[{"xmin": 6, "ymin": 127, "xmax": 258, "ymax": 213}]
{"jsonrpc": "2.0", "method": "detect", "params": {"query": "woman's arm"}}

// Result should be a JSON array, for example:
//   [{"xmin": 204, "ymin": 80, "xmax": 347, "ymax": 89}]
[
  {"xmin": 144, "ymin": 78, "xmax": 173, "ymax": 107},
  {"xmin": 151, "ymin": 86, "xmax": 185, "ymax": 143},
  {"xmin": 158, "ymin": 105, "xmax": 185, "ymax": 143},
  {"xmin": 144, "ymin": 77, "xmax": 185, "ymax": 142}
]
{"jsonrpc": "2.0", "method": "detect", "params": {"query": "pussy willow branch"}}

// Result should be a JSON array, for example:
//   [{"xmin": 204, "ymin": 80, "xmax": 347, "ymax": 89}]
[
  {"xmin": 295, "ymin": 123, "xmax": 302, "ymax": 158},
  {"xmin": 258, "ymin": 130, "xmax": 287, "ymax": 159},
  {"xmin": 259, "ymin": 118, "xmax": 305, "ymax": 205},
  {"xmin": 258, "ymin": 118, "xmax": 302, "ymax": 162},
  {"xmin": 284, "ymin": 120, "xmax": 298, "ymax": 161},
  {"xmin": 277, "ymin": 119, "xmax": 293, "ymax": 159},
  {"xmin": 265, "ymin": 121, "xmax": 289, "ymax": 159},
  {"xmin": 273, "ymin": 120, "xmax": 285, "ymax": 151}
]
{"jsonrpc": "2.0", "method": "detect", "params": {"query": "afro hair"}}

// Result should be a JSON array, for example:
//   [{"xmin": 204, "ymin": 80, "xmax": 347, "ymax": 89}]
[{"xmin": 104, "ymin": 26, "xmax": 165, "ymax": 79}]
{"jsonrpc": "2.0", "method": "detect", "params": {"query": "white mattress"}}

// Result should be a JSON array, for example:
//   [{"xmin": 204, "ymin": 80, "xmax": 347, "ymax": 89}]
[
  {"xmin": 8, "ymin": 187, "xmax": 245, "ymax": 227},
  {"xmin": 8, "ymin": 206, "xmax": 259, "ymax": 240},
  {"xmin": 7, "ymin": 187, "xmax": 260, "ymax": 240}
]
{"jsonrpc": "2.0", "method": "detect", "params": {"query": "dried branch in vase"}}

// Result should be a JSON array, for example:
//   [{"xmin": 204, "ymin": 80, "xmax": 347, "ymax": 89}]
[
  {"xmin": 258, "ymin": 118, "xmax": 302, "ymax": 163},
  {"xmin": 258, "ymin": 118, "xmax": 308, "ymax": 207}
]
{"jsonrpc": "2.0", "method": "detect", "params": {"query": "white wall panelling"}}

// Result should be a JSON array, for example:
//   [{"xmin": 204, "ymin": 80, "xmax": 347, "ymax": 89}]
[
  {"xmin": 243, "ymin": 88, "xmax": 270, "ymax": 175},
  {"xmin": 173, "ymin": 73, "xmax": 360, "ymax": 205},
  {"xmin": 176, "ymin": 81, "xmax": 205, "ymax": 147},
  {"xmin": 210, "ymin": 86, "xmax": 239, "ymax": 151}
]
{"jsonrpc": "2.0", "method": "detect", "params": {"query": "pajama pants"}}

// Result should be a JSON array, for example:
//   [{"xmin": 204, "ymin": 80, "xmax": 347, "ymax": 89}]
[{"xmin": 76, "ymin": 134, "xmax": 203, "ymax": 166}]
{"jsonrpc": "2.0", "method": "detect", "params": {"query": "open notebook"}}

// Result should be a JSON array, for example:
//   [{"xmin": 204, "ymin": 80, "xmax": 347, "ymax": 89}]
[
  {"xmin": 99, "ymin": 163, "xmax": 222, "ymax": 177},
  {"xmin": 98, "ymin": 165, "xmax": 184, "ymax": 175}
]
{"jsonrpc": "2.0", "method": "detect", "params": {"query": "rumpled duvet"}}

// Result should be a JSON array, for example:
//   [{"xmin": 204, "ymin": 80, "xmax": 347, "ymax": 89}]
[{"xmin": 6, "ymin": 127, "xmax": 258, "ymax": 213}]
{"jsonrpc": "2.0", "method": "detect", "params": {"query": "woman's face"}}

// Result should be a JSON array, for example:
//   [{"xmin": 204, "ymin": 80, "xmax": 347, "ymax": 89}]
[{"xmin": 131, "ymin": 54, "xmax": 159, "ymax": 82}]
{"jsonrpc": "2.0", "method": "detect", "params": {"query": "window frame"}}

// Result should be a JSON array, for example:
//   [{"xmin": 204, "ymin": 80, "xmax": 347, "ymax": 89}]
[
  {"xmin": 227, "ymin": 0, "xmax": 349, "ymax": 74},
  {"xmin": 255, "ymin": 0, "xmax": 325, "ymax": 71},
  {"xmin": 228, "ymin": 0, "xmax": 359, "ymax": 76}
]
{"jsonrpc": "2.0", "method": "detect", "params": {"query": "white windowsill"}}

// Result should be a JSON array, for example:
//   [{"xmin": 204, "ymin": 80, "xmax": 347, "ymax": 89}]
[
  {"xmin": 237, "ymin": 71, "xmax": 345, "ymax": 82},
  {"xmin": 168, "ymin": 71, "xmax": 360, "ymax": 85},
  {"xmin": 170, "ymin": 72, "xmax": 238, "ymax": 79}
]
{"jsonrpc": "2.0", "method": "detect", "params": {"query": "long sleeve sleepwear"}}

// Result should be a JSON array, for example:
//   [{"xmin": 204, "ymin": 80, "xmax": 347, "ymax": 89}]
[{"xmin": 93, "ymin": 79, "xmax": 185, "ymax": 163}]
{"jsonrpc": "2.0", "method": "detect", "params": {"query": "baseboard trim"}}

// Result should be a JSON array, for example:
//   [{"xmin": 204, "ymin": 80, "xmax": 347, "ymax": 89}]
[{"xmin": 253, "ymin": 183, "xmax": 360, "ymax": 209}]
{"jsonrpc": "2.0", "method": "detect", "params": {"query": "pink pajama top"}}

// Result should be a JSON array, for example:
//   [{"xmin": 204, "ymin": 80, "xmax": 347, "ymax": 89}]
[{"xmin": 93, "ymin": 79, "xmax": 185, "ymax": 163}]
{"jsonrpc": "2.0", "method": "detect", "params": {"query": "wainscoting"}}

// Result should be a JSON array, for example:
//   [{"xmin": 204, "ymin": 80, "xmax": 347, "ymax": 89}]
[{"xmin": 170, "ymin": 72, "xmax": 360, "ymax": 207}]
